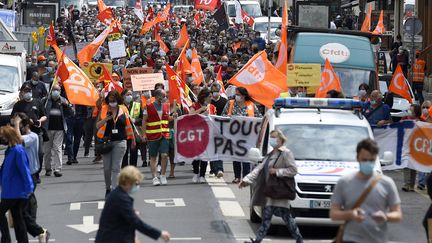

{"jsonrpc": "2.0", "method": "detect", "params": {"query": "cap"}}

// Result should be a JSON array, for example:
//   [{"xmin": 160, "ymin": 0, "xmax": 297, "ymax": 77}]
[{"xmin": 37, "ymin": 55, "xmax": 47, "ymax": 61}]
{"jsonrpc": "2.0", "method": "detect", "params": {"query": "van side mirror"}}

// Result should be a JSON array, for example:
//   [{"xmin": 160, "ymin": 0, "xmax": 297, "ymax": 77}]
[
  {"xmin": 380, "ymin": 151, "xmax": 394, "ymax": 167},
  {"xmin": 248, "ymin": 148, "xmax": 263, "ymax": 163}
]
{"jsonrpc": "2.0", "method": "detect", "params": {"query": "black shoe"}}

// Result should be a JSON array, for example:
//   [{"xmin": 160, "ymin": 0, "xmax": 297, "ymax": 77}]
[
  {"xmin": 53, "ymin": 171, "xmax": 63, "ymax": 177},
  {"xmin": 36, "ymin": 177, "xmax": 41, "ymax": 184},
  {"xmin": 93, "ymin": 155, "xmax": 102, "ymax": 162},
  {"xmin": 141, "ymin": 162, "xmax": 148, "ymax": 167},
  {"xmin": 66, "ymin": 160, "xmax": 73, "ymax": 165},
  {"xmin": 84, "ymin": 152, "xmax": 89, "ymax": 157},
  {"xmin": 244, "ymin": 238, "xmax": 257, "ymax": 243},
  {"xmin": 72, "ymin": 159, "xmax": 79, "ymax": 164},
  {"xmin": 45, "ymin": 170, "xmax": 52, "ymax": 176},
  {"xmin": 178, "ymin": 162, "xmax": 185, "ymax": 166},
  {"xmin": 418, "ymin": 184, "xmax": 426, "ymax": 190},
  {"xmin": 105, "ymin": 189, "xmax": 111, "ymax": 198}
]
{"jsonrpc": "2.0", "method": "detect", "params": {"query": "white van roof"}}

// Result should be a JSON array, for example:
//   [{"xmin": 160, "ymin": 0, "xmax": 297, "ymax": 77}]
[{"xmin": 0, "ymin": 54, "xmax": 21, "ymax": 67}]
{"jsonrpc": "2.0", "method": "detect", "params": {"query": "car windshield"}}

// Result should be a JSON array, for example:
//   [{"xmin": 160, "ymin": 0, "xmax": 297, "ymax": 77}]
[
  {"xmin": 333, "ymin": 68, "xmax": 372, "ymax": 97},
  {"xmin": 104, "ymin": 0, "xmax": 124, "ymax": 6},
  {"xmin": 0, "ymin": 65, "xmax": 19, "ymax": 93},
  {"xmin": 254, "ymin": 22, "xmax": 280, "ymax": 32},
  {"xmin": 276, "ymin": 124, "xmax": 370, "ymax": 162},
  {"xmin": 228, "ymin": 4, "xmax": 262, "ymax": 18}
]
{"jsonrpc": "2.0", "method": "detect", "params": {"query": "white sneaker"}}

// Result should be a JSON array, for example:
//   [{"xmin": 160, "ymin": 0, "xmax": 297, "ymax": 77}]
[
  {"xmin": 38, "ymin": 228, "xmax": 50, "ymax": 243},
  {"xmin": 192, "ymin": 174, "xmax": 199, "ymax": 183},
  {"xmin": 152, "ymin": 177, "xmax": 160, "ymax": 186},
  {"xmin": 217, "ymin": 171, "xmax": 224, "ymax": 178},
  {"xmin": 160, "ymin": 175, "xmax": 167, "ymax": 185},
  {"xmin": 199, "ymin": 176, "xmax": 206, "ymax": 184}
]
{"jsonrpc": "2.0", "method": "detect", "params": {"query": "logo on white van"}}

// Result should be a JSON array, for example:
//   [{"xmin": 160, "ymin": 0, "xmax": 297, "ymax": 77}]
[{"xmin": 319, "ymin": 43, "xmax": 350, "ymax": 63}]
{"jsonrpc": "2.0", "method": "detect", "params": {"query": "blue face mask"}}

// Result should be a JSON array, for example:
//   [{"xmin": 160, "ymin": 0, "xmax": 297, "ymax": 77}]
[
  {"xmin": 129, "ymin": 185, "xmax": 140, "ymax": 195},
  {"xmin": 370, "ymin": 100, "xmax": 377, "ymax": 105},
  {"xmin": 359, "ymin": 161, "xmax": 375, "ymax": 175},
  {"xmin": 269, "ymin": 137, "xmax": 278, "ymax": 148}
]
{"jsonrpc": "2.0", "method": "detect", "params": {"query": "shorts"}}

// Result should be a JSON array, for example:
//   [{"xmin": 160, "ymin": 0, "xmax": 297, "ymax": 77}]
[{"xmin": 148, "ymin": 137, "xmax": 169, "ymax": 157}]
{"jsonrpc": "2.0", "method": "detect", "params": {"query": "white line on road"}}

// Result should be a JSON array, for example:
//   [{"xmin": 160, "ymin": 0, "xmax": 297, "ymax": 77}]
[
  {"xmin": 69, "ymin": 201, "xmax": 105, "ymax": 211},
  {"xmin": 29, "ymin": 240, "xmax": 56, "ymax": 242},
  {"xmin": 211, "ymin": 187, "xmax": 236, "ymax": 199},
  {"xmin": 89, "ymin": 237, "xmax": 202, "ymax": 241},
  {"xmin": 218, "ymin": 201, "xmax": 245, "ymax": 217}
]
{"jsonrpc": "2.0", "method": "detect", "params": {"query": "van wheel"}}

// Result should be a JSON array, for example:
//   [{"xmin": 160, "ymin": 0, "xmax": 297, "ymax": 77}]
[{"xmin": 250, "ymin": 206, "xmax": 261, "ymax": 223}]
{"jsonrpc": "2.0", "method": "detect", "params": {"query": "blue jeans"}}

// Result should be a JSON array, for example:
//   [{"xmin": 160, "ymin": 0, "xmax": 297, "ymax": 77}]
[
  {"xmin": 233, "ymin": 161, "xmax": 250, "ymax": 179},
  {"xmin": 66, "ymin": 117, "xmax": 84, "ymax": 161},
  {"xmin": 418, "ymin": 172, "xmax": 427, "ymax": 186},
  {"xmin": 254, "ymin": 206, "xmax": 303, "ymax": 243},
  {"xmin": 210, "ymin": 160, "xmax": 224, "ymax": 174}
]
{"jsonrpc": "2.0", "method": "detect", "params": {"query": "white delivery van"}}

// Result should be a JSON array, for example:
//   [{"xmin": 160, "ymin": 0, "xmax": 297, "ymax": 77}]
[
  {"xmin": 224, "ymin": 0, "xmax": 262, "ymax": 18},
  {"xmin": 0, "ymin": 54, "xmax": 26, "ymax": 125},
  {"xmin": 250, "ymin": 98, "xmax": 394, "ymax": 225}
]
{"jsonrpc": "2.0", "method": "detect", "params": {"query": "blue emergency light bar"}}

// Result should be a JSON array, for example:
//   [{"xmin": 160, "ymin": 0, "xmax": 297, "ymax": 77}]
[{"xmin": 274, "ymin": 98, "xmax": 363, "ymax": 110}]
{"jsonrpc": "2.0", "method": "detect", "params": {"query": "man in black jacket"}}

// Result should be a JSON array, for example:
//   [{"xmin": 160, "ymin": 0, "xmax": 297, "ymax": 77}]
[{"xmin": 95, "ymin": 166, "xmax": 171, "ymax": 243}]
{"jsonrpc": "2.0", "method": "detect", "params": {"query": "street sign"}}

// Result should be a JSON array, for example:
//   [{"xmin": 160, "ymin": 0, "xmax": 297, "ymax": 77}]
[
  {"xmin": 403, "ymin": 18, "xmax": 422, "ymax": 36},
  {"xmin": 403, "ymin": 35, "xmax": 423, "ymax": 43}
]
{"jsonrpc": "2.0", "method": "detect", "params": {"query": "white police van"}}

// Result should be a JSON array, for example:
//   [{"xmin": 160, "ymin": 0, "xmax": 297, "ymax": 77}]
[{"xmin": 250, "ymin": 98, "xmax": 394, "ymax": 225}]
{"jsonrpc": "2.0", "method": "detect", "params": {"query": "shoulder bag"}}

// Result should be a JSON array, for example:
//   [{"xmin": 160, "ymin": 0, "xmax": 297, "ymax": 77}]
[
  {"xmin": 333, "ymin": 175, "xmax": 382, "ymax": 243},
  {"xmin": 263, "ymin": 152, "xmax": 296, "ymax": 200}
]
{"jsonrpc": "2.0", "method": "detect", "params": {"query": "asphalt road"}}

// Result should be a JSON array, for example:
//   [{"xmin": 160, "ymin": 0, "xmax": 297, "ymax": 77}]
[{"xmin": 2, "ymin": 146, "xmax": 430, "ymax": 243}]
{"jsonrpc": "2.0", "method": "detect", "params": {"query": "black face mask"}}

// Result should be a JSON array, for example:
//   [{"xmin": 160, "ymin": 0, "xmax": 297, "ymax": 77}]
[{"xmin": 0, "ymin": 137, "xmax": 8, "ymax": 146}]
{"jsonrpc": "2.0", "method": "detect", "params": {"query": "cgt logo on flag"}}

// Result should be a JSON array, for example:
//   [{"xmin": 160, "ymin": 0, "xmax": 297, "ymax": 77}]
[
  {"xmin": 236, "ymin": 57, "xmax": 265, "ymax": 85},
  {"xmin": 176, "ymin": 115, "xmax": 210, "ymax": 158}
]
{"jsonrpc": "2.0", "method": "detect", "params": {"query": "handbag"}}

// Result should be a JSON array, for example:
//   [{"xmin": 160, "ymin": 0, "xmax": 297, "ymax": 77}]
[
  {"xmin": 95, "ymin": 136, "xmax": 112, "ymax": 154},
  {"xmin": 263, "ymin": 152, "xmax": 296, "ymax": 200},
  {"xmin": 333, "ymin": 175, "xmax": 382, "ymax": 243}
]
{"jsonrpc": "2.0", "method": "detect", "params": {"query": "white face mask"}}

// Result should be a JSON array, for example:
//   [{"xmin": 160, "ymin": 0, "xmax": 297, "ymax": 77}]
[
  {"xmin": 235, "ymin": 95, "xmax": 242, "ymax": 103},
  {"xmin": 109, "ymin": 102, "xmax": 118, "ymax": 108}
]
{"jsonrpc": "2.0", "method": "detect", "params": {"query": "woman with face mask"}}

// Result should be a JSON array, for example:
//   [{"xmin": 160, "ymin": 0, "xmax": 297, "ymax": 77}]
[
  {"xmin": 189, "ymin": 89, "xmax": 217, "ymax": 183},
  {"xmin": 120, "ymin": 89, "xmax": 143, "ymax": 168},
  {"xmin": 222, "ymin": 87, "xmax": 262, "ymax": 184},
  {"xmin": 239, "ymin": 130, "xmax": 303, "ymax": 243},
  {"xmin": 96, "ymin": 91, "xmax": 136, "ymax": 197},
  {"xmin": 95, "ymin": 166, "xmax": 171, "ymax": 243}
]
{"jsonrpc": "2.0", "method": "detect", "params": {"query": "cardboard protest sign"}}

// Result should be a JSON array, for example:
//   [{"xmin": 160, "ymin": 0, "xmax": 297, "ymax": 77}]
[
  {"xmin": 108, "ymin": 39, "xmax": 126, "ymax": 59},
  {"xmin": 131, "ymin": 73, "xmax": 164, "ymax": 91},
  {"xmin": 122, "ymin": 67, "xmax": 154, "ymax": 89},
  {"xmin": 175, "ymin": 114, "xmax": 262, "ymax": 162}
]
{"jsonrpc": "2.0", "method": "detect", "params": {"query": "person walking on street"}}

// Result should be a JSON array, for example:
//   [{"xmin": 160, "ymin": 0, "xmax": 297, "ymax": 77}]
[
  {"xmin": 239, "ymin": 130, "xmax": 303, "ymax": 243},
  {"xmin": 210, "ymin": 82, "xmax": 228, "ymax": 177},
  {"xmin": 363, "ymin": 90, "xmax": 392, "ymax": 127},
  {"xmin": 66, "ymin": 104, "xmax": 89, "ymax": 165},
  {"xmin": 412, "ymin": 50, "xmax": 427, "ymax": 105},
  {"xmin": 21, "ymin": 72, "xmax": 48, "ymax": 100},
  {"xmin": 0, "ymin": 125, "xmax": 34, "ymax": 243},
  {"xmin": 222, "ymin": 87, "xmax": 261, "ymax": 184},
  {"xmin": 95, "ymin": 166, "xmax": 171, "ymax": 243},
  {"xmin": 189, "ymin": 89, "xmax": 217, "ymax": 183},
  {"xmin": 42, "ymin": 85, "xmax": 72, "ymax": 177},
  {"xmin": 142, "ymin": 89, "xmax": 177, "ymax": 186},
  {"xmin": 330, "ymin": 139, "xmax": 402, "ymax": 243},
  {"xmin": 13, "ymin": 113, "xmax": 50, "ymax": 243},
  {"xmin": 121, "ymin": 89, "xmax": 143, "ymax": 168},
  {"xmin": 96, "ymin": 91, "xmax": 135, "ymax": 197}
]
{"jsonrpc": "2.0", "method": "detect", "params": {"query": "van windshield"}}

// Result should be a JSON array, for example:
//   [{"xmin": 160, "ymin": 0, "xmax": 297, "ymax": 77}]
[
  {"xmin": 254, "ymin": 22, "xmax": 281, "ymax": 32},
  {"xmin": 276, "ymin": 124, "xmax": 369, "ymax": 162},
  {"xmin": 0, "ymin": 66, "xmax": 19, "ymax": 93},
  {"xmin": 228, "ymin": 4, "xmax": 262, "ymax": 18},
  {"xmin": 333, "ymin": 68, "xmax": 372, "ymax": 97},
  {"xmin": 104, "ymin": 0, "xmax": 124, "ymax": 6}
]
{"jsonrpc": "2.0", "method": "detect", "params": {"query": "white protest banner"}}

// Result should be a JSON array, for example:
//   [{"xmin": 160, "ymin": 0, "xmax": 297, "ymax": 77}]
[
  {"xmin": 373, "ymin": 120, "xmax": 432, "ymax": 172},
  {"xmin": 131, "ymin": 73, "xmax": 164, "ymax": 91},
  {"xmin": 108, "ymin": 39, "xmax": 126, "ymax": 59},
  {"xmin": 175, "ymin": 114, "xmax": 262, "ymax": 162}
]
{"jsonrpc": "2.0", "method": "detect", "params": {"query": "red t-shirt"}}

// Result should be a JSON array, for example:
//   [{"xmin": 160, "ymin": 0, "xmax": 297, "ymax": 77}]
[{"xmin": 192, "ymin": 102, "xmax": 216, "ymax": 115}]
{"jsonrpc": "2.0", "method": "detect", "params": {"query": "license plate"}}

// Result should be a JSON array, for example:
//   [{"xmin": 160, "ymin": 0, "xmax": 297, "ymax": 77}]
[{"xmin": 310, "ymin": 200, "xmax": 331, "ymax": 209}]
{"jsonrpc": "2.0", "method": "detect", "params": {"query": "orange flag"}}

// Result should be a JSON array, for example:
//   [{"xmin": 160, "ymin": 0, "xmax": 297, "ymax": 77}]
[
  {"xmin": 175, "ymin": 24, "xmax": 190, "ymax": 49},
  {"xmin": 228, "ymin": 51, "xmax": 287, "ymax": 108},
  {"xmin": 215, "ymin": 68, "xmax": 227, "ymax": 99},
  {"xmin": 275, "ymin": 0, "xmax": 288, "ymax": 75},
  {"xmin": 232, "ymin": 42, "xmax": 241, "ymax": 53},
  {"xmin": 52, "ymin": 45, "xmax": 100, "ymax": 106},
  {"xmin": 315, "ymin": 59, "xmax": 342, "ymax": 98},
  {"xmin": 97, "ymin": 0, "xmax": 107, "ymax": 12},
  {"xmin": 77, "ymin": 21, "xmax": 114, "ymax": 65},
  {"xmin": 372, "ymin": 10, "xmax": 385, "ymax": 34},
  {"xmin": 155, "ymin": 31, "xmax": 169, "ymax": 53},
  {"xmin": 361, "ymin": 5, "xmax": 372, "ymax": 33},
  {"xmin": 178, "ymin": 51, "xmax": 192, "ymax": 83},
  {"xmin": 166, "ymin": 63, "xmax": 192, "ymax": 112},
  {"xmin": 389, "ymin": 65, "xmax": 412, "ymax": 103},
  {"xmin": 97, "ymin": 8, "xmax": 114, "ymax": 25},
  {"xmin": 191, "ymin": 48, "xmax": 204, "ymax": 85}
]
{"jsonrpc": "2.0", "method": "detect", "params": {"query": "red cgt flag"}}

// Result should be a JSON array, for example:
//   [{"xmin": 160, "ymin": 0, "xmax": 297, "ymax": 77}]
[
  {"xmin": 241, "ymin": 10, "xmax": 254, "ymax": 27},
  {"xmin": 194, "ymin": 0, "xmax": 220, "ymax": 11},
  {"xmin": 46, "ymin": 22, "xmax": 57, "ymax": 46}
]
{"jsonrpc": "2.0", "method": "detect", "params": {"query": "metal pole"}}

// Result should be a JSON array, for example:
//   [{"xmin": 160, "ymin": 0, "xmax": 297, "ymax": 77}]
[
  {"xmin": 410, "ymin": 18, "xmax": 415, "ymax": 87},
  {"xmin": 267, "ymin": 0, "xmax": 272, "ymax": 44}
]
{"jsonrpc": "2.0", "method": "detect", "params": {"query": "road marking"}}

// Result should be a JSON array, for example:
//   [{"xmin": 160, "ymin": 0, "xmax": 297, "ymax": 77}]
[
  {"xmin": 218, "ymin": 201, "xmax": 245, "ymax": 217},
  {"xmin": 144, "ymin": 198, "xmax": 186, "ymax": 207},
  {"xmin": 67, "ymin": 216, "xmax": 99, "ymax": 234},
  {"xmin": 69, "ymin": 201, "xmax": 105, "ymax": 211},
  {"xmin": 89, "ymin": 237, "xmax": 202, "ymax": 241},
  {"xmin": 29, "ymin": 240, "xmax": 56, "ymax": 242},
  {"xmin": 212, "ymin": 187, "xmax": 236, "ymax": 199}
]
